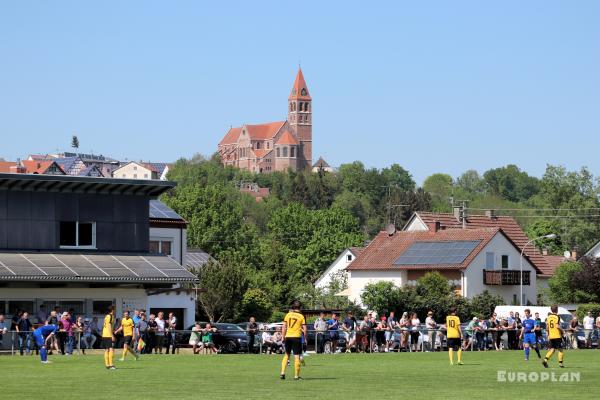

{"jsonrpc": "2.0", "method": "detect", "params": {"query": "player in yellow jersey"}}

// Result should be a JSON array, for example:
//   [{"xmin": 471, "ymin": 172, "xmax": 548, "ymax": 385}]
[
  {"xmin": 280, "ymin": 300, "xmax": 307, "ymax": 381},
  {"xmin": 114, "ymin": 310, "xmax": 139, "ymax": 361},
  {"xmin": 445, "ymin": 307, "xmax": 463, "ymax": 366},
  {"xmin": 101, "ymin": 305, "xmax": 116, "ymax": 370},
  {"xmin": 542, "ymin": 304, "xmax": 564, "ymax": 368}
]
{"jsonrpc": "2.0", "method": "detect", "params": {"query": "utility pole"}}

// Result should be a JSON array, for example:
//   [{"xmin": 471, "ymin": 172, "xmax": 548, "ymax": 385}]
[{"xmin": 381, "ymin": 184, "xmax": 409, "ymax": 226}]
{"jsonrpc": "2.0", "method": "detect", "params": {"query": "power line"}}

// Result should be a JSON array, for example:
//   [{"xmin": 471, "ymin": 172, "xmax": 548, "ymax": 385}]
[{"xmin": 469, "ymin": 207, "xmax": 600, "ymax": 212}]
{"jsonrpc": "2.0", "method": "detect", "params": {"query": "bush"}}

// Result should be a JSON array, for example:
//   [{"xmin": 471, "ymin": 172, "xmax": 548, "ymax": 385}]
[
  {"xmin": 469, "ymin": 290, "xmax": 505, "ymax": 319},
  {"xmin": 269, "ymin": 310, "xmax": 286, "ymax": 323},
  {"xmin": 575, "ymin": 304, "xmax": 600, "ymax": 321}
]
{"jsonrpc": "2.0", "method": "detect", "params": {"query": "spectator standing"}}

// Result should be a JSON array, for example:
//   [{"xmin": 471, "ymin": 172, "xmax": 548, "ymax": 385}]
[
  {"xmin": 327, "ymin": 313, "xmax": 340, "ymax": 353},
  {"xmin": 409, "ymin": 312, "xmax": 421, "ymax": 352},
  {"xmin": 375, "ymin": 316, "xmax": 387, "ymax": 352},
  {"xmin": 147, "ymin": 314, "xmax": 158, "ymax": 354},
  {"xmin": 313, "ymin": 312, "xmax": 328, "ymax": 354},
  {"xmin": 137, "ymin": 312, "xmax": 149, "ymax": 354},
  {"xmin": 155, "ymin": 312, "xmax": 166, "ymax": 354},
  {"xmin": 567, "ymin": 317, "xmax": 579, "ymax": 349},
  {"xmin": 73, "ymin": 316, "xmax": 85, "ymax": 354},
  {"xmin": 583, "ymin": 312, "xmax": 594, "ymax": 349},
  {"xmin": 343, "ymin": 311, "xmax": 357, "ymax": 352},
  {"xmin": 425, "ymin": 311, "xmax": 437, "ymax": 352},
  {"xmin": 399, "ymin": 312, "xmax": 410, "ymax": 351},
  {"xmin": 386, "ymin": 311, "xmax": 396, "ymax": 352},
  {"xmin": 596, "ymin": 314, "xmax": 600, "ymax": 345},
  {"xmin": 16, "ymin": 311, "xmax": 32, "ymax": 356},
  {"xmin": 247, "ymin": 317, "xmax": 258, "ymax": 354},
  {"xmin": 166, "ymin": 312, "xmax": 177, "ymax": 354},
  {"xmin": 464, "ymin": 317, "xmax": 476, "ymax": 350},
  {"xmin": 46, "ymin": 310, "xmax": 60, "ymax": 354},
  {"xmin": 36, "ymin": 305, "xmax": 48, "ymax": 325},
  {"xmin": 60, "ymin": 312, "xmax": 75, "ymax": 355},
  {"xmin": 476, "ymin": 318, "xmax": 487, "ymax": 350},
  {"xmin": 0, "ymin": 314, "xmax": 8, "ymax": 347},
  {"xmin": 507, "ymin": 312, "xmax": 517, "ymax": 350},
  {"xmin": 534, "ymin": 312, "xmax": 544, "ymax": 348},
  {"xmin": 488, "ymin": 313, "xmax": 500, "ymax": 351}
]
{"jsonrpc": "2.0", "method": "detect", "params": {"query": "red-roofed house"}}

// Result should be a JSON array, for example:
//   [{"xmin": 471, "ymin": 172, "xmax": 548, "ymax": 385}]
[
  {"xmin": 345, "ymin": 226, "xmax": 538, "ymax": 306},
  {"xmin": 217, "ymin": 68, "xmax": 313, "ymax": 173},
  {"xmin": 315, "ymin": 247, "xmax": 364, "ymax": 290},
  {"xmin": 20, "ymin": 160, "xmax": 65, "ymax": 175},
  {"xmin": 112, "ymin": 161, "xmax": 170, "ymax": 180}
]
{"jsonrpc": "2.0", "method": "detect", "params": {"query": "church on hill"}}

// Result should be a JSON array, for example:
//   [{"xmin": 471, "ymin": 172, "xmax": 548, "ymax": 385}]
[{"xmin": 218, "ymin": 68, "xmax": 313, "ymax": 173}]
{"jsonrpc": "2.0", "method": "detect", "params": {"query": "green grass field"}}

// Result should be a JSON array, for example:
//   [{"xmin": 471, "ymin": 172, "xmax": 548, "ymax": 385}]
[{"xmin": 2, "ymin": 350, "xmax": 599, "ymax": 399}]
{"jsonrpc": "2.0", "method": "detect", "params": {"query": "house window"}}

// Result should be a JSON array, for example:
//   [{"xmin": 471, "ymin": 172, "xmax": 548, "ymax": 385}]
[
  {"xmin": 133, "ymin": 174, "xmax": 137, "ymax": 179},
  {"xmin": 501, "ymin": 255, "xmax": 509, "ymax": 269},
  {"xmin": 283, "ymin": 147, "xmax": 288, "ymax": 157},
  {"xmin": 347, "ymin": 254, "xmax": 353, "ymax": 262},
  {"xmin": 122, "ymin": 174, "xmax": 126, "ymax": 178},
  {"xmin": 276, "ymin": 148, "xmax": 280, "ymax": 157},
  {"xmin": 267, "ymin": 142, "xmax": 270, "ymax": 149},
  {"xmin": 149, "ymin": 240, "xmax": 173, "ymax": 256},
  {"xmin": 144, "ymin": 173, "xmax": 148, "ymax": 179},
  {"xmin": 485, "ymin": 252, "xmax": 495, "ymax": 269},
  {"xmin": 133, "ymin": 166, "xmax": 137, "ymax": 170},
  {"xmin": 291, "ymin": 147, "xmax": 295, "ymax": 158},
  {"xmin": 60, "ymin": 221, "xmax": 96, "ymax": 249},
  {"xmin": 256, "ymin": 142, "xmax": 261, "ymax": 149},
  {"xmin": 8, "ymin": 300, "xmax": 34, "ymax": 315}
]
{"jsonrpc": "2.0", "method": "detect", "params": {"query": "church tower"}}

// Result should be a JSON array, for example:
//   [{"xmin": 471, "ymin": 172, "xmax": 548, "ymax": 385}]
[{"xmin": 287, "ymin": 68, "xmax": 312, "ymax": 169}]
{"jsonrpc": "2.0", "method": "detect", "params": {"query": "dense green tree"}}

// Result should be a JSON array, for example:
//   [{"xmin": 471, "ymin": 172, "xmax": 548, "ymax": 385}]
[
  {"xmin": 571, "ymin": 257, "xmax": 600, "ymax": 303},
  {"xmin": 381, "ymin": 164, "xmax": 416, "ymax": 192},
  {"xmin": 423, "ymin": 173, "xmax": 453, "ymax": 211},
  {"xmin": 456, "ymin": 170, "xmax": 487, "ymax": 195},
  {"xmin": 547, "ymin": 261, "xmax": 584, "ymax": 303},
  {"xmin": 469, "ymin": 290, "xmax": 505, "ymax": 318},
  {"xmin": 483, "ymin": 164, "xmax": 539, "ymax": 202},
  {"xmin": 524, "ymin": 219, "xmax": 565, "ymax": 255},
  {"xmin": 239, "ymin": 288, "xmax": 273, "ymax": 321}
]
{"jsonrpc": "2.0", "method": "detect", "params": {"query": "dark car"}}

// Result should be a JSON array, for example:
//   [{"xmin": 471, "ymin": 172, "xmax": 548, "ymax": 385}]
[
  {"xmin": 305, "ymin": 323, "xmax": 347, "ymax": 353},
  {"xmin": 179, "ymin": 323, "xmax": 251, "ymax": 353}
]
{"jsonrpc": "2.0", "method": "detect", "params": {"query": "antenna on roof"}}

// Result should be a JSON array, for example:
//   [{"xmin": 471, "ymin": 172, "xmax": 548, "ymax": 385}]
[{"xmin": 385, "ymin": 223, "xmax": 396, "ymax": 236}]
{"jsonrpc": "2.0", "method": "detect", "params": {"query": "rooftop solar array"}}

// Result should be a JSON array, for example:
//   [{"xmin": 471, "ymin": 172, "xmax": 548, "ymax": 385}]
[
  {"xmin": 186, "ymin": 250, "xmax": 212, "ymax": 270},
  {"xmin": 149, "ymin": 200, "xmax": 184, "ymax": 220},
  {"xmin": 0, "ymin": 252, "xmax": 197, "ymax": 283},
  {"xmin": 393, "ymin": 240, "xmax": 481, "ymax": 265}
]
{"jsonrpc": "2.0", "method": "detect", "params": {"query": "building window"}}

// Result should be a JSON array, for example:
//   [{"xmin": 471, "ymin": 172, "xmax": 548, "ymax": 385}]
[
  {"xmin": 299, "ymin": 102, "xmax": 303, "ymax": 111},
  {"xmin": 93, "ymin": 300, "xmax": 114, "ymax": 315},
  {"xmin": 144, "ymin": 173, "xmax": 148, "ymax": 179},
  {"xmin": 267, "ymin": 142, "xmax": 270, "ymax": 149},
  {"xmin": 133, "ymin": 174, "xmax": 137, "ymax": 179},
  {"xmin": 276, "ymin": 148, "xmax": 280, "ymax": 157},
  {"xmin": 291, "ymin": 147, "xmax": 295, "ymax": 158},
  {"xmin": 8, "ymin": 300, "xmax": 34, "ymax": 315},
  {"xmin": 283, "ymin": 147, "xmax": 288, "ymax": 157},
  {"xmin": 60, "ymin": 221, "xmax": 96, "ymax": 249},
  {"xmin": 501, "ymin": 255, "xmax": 509, "ymax": 269},
  {"xmin": 122, "ymin": 174, "xmax": 126, "ymax": 178},
  {"xmin": 133, "ymin": 166, "xmax": 137, "ymax": 170},
  {"xmin": 347, "ymin": 254, "xmax": 353, "ymax": 262},
  {"xmin": 485, "ymin": 252, "xmax": 495, "ymax": 269},
  {"xmin": 150, "ymin": 240, "xmax": 173, "ymax": 256}
]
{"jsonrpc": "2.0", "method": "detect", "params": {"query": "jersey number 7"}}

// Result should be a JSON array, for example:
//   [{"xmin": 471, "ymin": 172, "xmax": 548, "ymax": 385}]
[{"xmin": 289, "ymin": 318, "xmax": 298, "ymax": 328}]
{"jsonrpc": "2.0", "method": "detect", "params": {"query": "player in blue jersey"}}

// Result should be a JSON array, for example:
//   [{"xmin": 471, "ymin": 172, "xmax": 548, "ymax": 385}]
[
  {"xmin": 33, "ymin": 324, "xmax": 59, "ymax": 364},
  {"xmin": 519, "ymin": 309, "xmax": 541, "ymax": 361}
]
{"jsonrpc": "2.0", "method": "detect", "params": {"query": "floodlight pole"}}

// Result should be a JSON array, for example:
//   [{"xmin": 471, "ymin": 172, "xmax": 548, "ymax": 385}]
[{"xmin": 520, "ymin": 234, "xmax": 556, "ymax": 306}]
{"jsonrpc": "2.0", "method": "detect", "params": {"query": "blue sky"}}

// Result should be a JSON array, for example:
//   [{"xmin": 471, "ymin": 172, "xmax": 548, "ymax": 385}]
[{"xmin": 1, "ymin": 1, "xmax": 598, "ymax": 184}]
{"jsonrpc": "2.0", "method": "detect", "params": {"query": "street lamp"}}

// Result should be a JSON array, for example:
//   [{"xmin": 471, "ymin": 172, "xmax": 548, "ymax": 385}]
[{"xmin": 520, "ymin": 234, "xmax": 556, "ymax": 306}]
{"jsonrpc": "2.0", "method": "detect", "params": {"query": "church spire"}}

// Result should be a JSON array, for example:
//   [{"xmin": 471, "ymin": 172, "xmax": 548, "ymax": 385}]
[{"xmin": 288, "ymin": 67, "xmax": 311, "ymax": 100}]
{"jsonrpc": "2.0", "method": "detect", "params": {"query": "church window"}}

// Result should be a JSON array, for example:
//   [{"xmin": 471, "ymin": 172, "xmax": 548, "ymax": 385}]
[
  {"xmin": 256, "ymin": 142, "xmax": 261, "ymax": 149},
  {"xmin": 299, "ymin": 102, "xmax": 303, "ymax": 111},
  {"xmin": 291, "ymin": 147, "xmax": 295, "ymax": 158},
  {"xmin": 292, "ymin": 103, "xmax": 296, "ymax": 111},
  {"xmin": 283, "ymin": 147, "xmax": 288, "ymax": 157},
  {"xmin": 276, "ymin": 147, "xmax": 280, "ymax": 157},
  {"xmin": 301, "ymin": 88, "xmax": 307, "ymax": 96}
]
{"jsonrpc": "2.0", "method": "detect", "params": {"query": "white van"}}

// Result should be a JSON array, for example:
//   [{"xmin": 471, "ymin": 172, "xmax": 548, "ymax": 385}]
[{"xmin": 493, "ymin": 305, "xmax": 573, "ymax": 325}]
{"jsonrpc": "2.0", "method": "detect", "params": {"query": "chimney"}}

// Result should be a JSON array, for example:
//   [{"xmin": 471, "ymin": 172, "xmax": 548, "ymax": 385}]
[
  {"xmin": 542, "ymin": 248, "xmax": 548, "ymax": 256},
  {"xmin": 485, "ymin": 209, "xmax": 495, "ymax": 218},
  {"xmin": 427, "ymin": 221, "xmax": 440, "ymax": 233}
]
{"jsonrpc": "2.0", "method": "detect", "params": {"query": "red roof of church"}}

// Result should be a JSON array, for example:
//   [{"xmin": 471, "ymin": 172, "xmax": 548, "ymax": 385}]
[
  {"xmin": 219, "ymin": 127, "xmax": 242, "ymax": 146},
  {"xmin": 289, "ymin": 68, "xmax": 311, "ymax": 100},
  {"xmin": 276, "ymin": 131, "xmax": 299, "ymax": 145},
  {"xmin": 246, "ymin": 121, "xmax": 286, "ymax": 140},
  {"xmin": 253, "ymin": 149, "xmax": 272, "ymax": 158}
]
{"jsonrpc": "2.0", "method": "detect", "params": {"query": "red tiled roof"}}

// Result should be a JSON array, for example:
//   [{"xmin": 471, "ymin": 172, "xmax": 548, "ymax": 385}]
[
  {"xmin": 252, "ymin": 149, "xmax": 272, "ymax": 158},
  {"xmin": 275, "ymin": 130, "xmax": 298, "ymax": 145},
  {"xmin": 0, "ymin": 162, "xmax": 17, "ymax": 173},
  {"xmin": 541, "ymin": 255, "xmax": 570, "ymax": 277},
  {"xmin": 20, "ymin": 160, "xmax": 65, "ymax": 175},
  {"xmin": 347, "ymin": 228, "xmax": 501, "ymax": 271},
  {"xmin": 349, "ymin": 247, "xmax": 364, "ymax": 256},
  {"xmin": 219, "ymin": 127, "xmax": 242, "ymax": 146},
  {"xmin": 289, "ymin": 68, "xmax": 311, "ymax": 100},
  {"xmin": 414, "ymin": 212, "xmax": 550, "ymax": 276},
  {"xmin": 246, "ymin": 121, "xmax": 286, "ymax": 140}
]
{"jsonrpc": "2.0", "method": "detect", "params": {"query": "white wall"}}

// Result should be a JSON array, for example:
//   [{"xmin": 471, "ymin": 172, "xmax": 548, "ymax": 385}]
[
  {"xmin": 150, "ymin": 226, "xmax": 187, "ymax": 266},
  {"xmin": 404, "ymin": 217, "xmax": 427, "ymax": 231},
  {"xmin": 347, "ymin": 270, "xmax": 407, "ymax": 306},
  {"xmin": 464, "ymin": 233, "xmax": 537, "ymax": 305},
  {"xmin": 114, "ymin": 163, "xmax": 154, "ymax": 180},
  {"xmin": 315, "ymin": 249, "xmax": 355, "ymax": 289},
  {"xmin": 147, "ymin": 291, "xmax": 196, "ymax": 328}
]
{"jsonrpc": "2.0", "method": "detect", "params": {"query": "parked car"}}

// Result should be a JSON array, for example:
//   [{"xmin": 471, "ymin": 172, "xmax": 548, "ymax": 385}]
[{"xmin": 179, "ymin": 323, "xmax": 251, "ymax": 353}]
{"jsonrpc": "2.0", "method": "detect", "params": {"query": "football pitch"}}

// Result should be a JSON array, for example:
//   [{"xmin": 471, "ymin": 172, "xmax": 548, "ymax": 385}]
[{"xmin": 2, "ymin": 351, "xmax": 599, "ymax": 399}]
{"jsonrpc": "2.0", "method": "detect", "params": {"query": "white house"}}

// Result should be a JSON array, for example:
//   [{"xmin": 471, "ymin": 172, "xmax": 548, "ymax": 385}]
[
  {"xmin": 346, "ymin": 225, "xmax": 539, "ymax": 306},
  {"xmin": 113, "ymin": 162, "xmax": 170, "ymax": 180},
  {"xmin": 585, "ymin": 241, "xmax": 600, "ymax": 258},
  {"xmin": 315, "ymin": 247, "xmax": 363, "ymax": 289}
]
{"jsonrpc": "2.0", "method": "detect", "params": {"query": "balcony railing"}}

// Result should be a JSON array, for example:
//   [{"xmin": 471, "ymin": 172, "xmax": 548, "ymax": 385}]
[{"xmin": 483, "ymin": 269, "xmax": 530, "ymax": 286}]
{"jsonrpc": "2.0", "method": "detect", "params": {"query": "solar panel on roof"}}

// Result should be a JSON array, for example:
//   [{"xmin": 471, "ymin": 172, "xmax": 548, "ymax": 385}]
[
  {"xmin": 394, "ymin": 240, "xmax": 481, "ymax": 265},
  {"xmin": 149, "ymin": 200, "xmax": 183, "ymax": 220}
]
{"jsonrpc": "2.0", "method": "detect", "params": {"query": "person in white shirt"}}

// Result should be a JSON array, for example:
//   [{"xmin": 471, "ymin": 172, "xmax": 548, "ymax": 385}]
[
  {"xmin": 155, "ymin": 312, "xmax": 166, "ymax": 354},
  {"xmin": 261, "ymin": 329, "xmax": 275, "ymax": 354},
  {"xmin": 166, "ymin": 312, "xmax": 177, "ymax": 354},
  {"xmin": 425, "ymin": 311, "xmax": 437, "ymax": 352},
  {"xmin": 583, "ymin": 312, "xmax": 595, "ymax": 349}
]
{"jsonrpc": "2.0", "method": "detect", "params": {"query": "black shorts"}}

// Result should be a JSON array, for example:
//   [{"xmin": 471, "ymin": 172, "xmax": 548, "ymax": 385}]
[
  {"xmin": 285, "ymin": 337, "xmax": 302, "ymax": 356},
  {"xmin": 123, "ymin": 336, "xmax": 133, "ymax": 346},
  {"xmin": 101, "ymin": 338, "xmax": 114, "ymax": 349},
  {"xmin": 447, "ymin": 338, "xmax": 461, "ymax": 350},
  {"xmin": 549, "ymin": 338, "xmax": 563, "ymax": 349}
]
